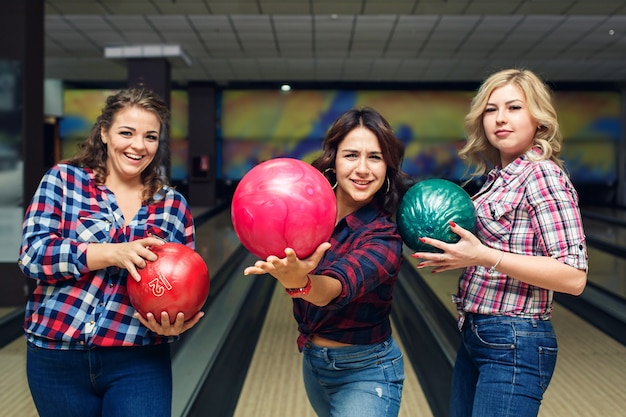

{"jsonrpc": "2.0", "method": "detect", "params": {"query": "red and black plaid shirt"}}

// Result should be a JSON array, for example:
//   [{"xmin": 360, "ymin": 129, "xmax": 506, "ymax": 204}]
[{"xmin": 293, "ymin": 202, "xmax": 403, "ymax": 350}]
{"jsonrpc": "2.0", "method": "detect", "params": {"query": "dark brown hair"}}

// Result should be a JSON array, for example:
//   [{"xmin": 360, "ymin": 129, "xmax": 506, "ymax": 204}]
[{"xmin": 312, "ymin": 107, "xmax": 412, "ymax": 213}]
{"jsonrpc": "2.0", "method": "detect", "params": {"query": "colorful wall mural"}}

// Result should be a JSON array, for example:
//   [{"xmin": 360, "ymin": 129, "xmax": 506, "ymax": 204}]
[
  {"xmin": 221, "ymin": 89, "xmax": 621, "ymax": 184},
  {"xmin": 59, "ymin": 87, "xmax": 621, "ymax": 188}
]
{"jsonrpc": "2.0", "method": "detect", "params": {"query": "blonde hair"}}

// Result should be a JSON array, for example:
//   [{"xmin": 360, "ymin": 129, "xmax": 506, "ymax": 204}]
[{"xmin": 459, "ymin": 68, "xmax": 564, "ymax": 179}]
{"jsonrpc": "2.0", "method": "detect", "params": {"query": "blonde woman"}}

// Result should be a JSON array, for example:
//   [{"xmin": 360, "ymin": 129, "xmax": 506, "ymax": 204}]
[{"xmin": 412, "ymin": 69, "xmax": 588, "ymax": 417}]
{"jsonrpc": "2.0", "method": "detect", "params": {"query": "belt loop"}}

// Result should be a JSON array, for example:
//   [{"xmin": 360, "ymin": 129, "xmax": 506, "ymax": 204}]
[
  {"xmin": 531, "ymin": 318, "xmax": 538, "ymax": 328},
  {"xmin": 322, "ymin": 347, "xmax": 330, "ymax": 364}
]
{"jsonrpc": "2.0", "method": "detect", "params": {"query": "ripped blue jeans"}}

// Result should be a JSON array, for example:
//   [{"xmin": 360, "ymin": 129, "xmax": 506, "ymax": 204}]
[{"xmin": 302, "ymin": 336, "xmax": 404, "ymax": 417}]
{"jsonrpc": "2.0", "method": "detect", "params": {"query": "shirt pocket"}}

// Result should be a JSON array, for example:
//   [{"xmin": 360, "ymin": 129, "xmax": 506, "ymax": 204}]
[
  {"xmin": 144, "ymin": 223, "xmax": 171, "ymax": 242},
  {"xmin": 76, "ymin": 211, "xmax": 114, "ymax": 243},
  {"xmin": 476, "ymin": 202, "xmax": 514, "ymax": 241}
]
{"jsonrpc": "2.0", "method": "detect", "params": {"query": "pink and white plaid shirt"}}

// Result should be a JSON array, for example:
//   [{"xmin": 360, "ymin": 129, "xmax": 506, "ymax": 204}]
[{"xmin": 454, "ymin": 149, "xmax": 588, "ymax": 328}]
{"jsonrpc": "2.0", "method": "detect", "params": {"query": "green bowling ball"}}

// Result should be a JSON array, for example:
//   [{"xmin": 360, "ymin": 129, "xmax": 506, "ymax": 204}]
[{"xmin": 397, "ymin": 178, "xmax": 476, "ymax": 252}]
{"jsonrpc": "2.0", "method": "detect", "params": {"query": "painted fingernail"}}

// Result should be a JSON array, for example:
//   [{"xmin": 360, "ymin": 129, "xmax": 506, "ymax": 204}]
[
  {"xmin": 419, "ymin": 237, "xmax": 426, "ymax": 242},
  {"xmin": 449, "ymin": 221, "xmax": 457, "ymax": 227}
]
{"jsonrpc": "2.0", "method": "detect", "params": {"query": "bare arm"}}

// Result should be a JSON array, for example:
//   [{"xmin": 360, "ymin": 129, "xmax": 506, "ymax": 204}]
[
  {"xmin": 413, "ymin": 222, "xmax": 587, "ymax": 296},
  {"xmin": 244, "ymin": 243, "xmax": 342, "ymax": 306}
]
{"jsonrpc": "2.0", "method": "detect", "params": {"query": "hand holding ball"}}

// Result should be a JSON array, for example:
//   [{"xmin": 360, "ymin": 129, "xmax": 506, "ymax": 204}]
[
  {"xmin": 127, "ymin": 242, "xmax": 210, "ymax": 323},
  {"xmin": 231, "ymin": 158, "xmax": 337, "ymax": 260},
  {"xmin": 397, "ymin": 179, "xmax": 476, "ymax": 252}
]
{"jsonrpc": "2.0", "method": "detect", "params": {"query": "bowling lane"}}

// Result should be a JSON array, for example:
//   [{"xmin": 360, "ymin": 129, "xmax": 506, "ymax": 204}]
[
  {"xmin": 196, "ymin": 208, "xmax": 435, "ymax": 416},
  {"xmin": 232, "ymin": 283, "xmax": 435, "ymax": 417},
  {"xmin": 191, "ymin": 205, "xmax": 242, "ymax": 274},
  {"xmin": 581, "ymin": 211, "xmax": 626, "ymax": 302},
  {"xmin": 0, "ymin": 205, "xmax": 238, "ymax": 417},
  {"xmin": 582, "ymin": 205, "xmax": 626, "ymax": 224}
]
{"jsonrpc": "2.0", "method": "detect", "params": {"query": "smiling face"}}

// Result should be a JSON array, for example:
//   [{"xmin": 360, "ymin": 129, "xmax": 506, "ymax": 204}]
[
  {"xmin": 101, "ymin": 105, "xmax": 161, "ymax": 187},
  {"xmin": 334, "ymin": 126, "xmax": 387, "ymax": 217},
  {"xmin": 483, "ymin": 83, "xmax": 539, "ymax": 167}
]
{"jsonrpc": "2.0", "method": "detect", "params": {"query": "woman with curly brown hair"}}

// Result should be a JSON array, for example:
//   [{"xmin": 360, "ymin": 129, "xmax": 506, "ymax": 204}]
[{"xmin": 18, "ymin": 87, "xmax": 201, "ymax": 417}]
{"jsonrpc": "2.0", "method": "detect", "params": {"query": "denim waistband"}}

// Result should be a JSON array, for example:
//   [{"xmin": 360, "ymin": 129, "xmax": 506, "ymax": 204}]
[
  {"xmin": 302, "ymin": 336, "xmax": 393, "ymax": 361},
  {"xmin": 463, "ymin": 312, "xmax": 551, "ymax": 328}
]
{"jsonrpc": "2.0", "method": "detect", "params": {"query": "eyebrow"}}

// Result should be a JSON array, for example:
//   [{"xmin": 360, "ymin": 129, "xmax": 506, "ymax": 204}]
[
  {"xmin": 340, "ymin": 149, "xmax": 383, "ymax": 155},
  {"xmin": 486, "ymin": 98, "xmax": 524, "ymax": 106},
  {"xmin": 118, "ymin": 125, "xmax": 160, "ymax": 135}
]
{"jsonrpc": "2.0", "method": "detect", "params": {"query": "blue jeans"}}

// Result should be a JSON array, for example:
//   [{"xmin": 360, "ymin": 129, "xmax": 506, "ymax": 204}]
[
  {"xmin": 450, "ymin": 314, "xmax": 558, "ymax": 417},
  {"xmin": 302, "ymin": 336, "xmax": 404, "ymax": 417},
  {"xmin": 26, "ymin": 342, "xmax": 172, "ymax": 417}
]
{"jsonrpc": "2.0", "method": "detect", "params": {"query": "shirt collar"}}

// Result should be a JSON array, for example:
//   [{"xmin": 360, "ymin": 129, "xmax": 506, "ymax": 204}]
[
  {"xmin": 342, "ymin": 200, "xmax": 386, "ymax": 230},
  {"xmin": 488, "ymin": 147, "xmax": 540, "ymax": 185}
]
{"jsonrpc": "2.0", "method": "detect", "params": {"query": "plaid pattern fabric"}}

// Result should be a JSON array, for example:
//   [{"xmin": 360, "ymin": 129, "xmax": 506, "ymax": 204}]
[
  {"xmin": 293, "ymin": 202, "xmax": 403, "ymax": 350},
  {"xmin": 455, "ymin": 150, "xmax": 588, "ymax": 325},
  {"xmin": 18, "ymin": 164, "xmax": 195, "ymax": 349}
]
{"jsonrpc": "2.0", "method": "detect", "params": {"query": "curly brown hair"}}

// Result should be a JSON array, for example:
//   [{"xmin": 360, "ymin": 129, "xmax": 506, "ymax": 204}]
[{"xmin": 65, "ymin": 88, "xmax": 170, "ymax": 203}]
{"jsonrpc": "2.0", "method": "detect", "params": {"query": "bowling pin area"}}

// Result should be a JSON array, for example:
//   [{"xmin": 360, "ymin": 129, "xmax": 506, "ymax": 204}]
[{"xmin": 0, "ymin": 202, "xmax": 625, "ymax": 417}]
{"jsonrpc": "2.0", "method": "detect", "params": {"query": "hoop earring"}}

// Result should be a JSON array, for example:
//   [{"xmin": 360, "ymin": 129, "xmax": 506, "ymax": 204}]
[
  {"xmin": 386, "ymin": 176, "xmax": 390, "ymax": 194},
  {"xmin": 324, "ymin": 168, "xmax": 338, "ymax": 190}
]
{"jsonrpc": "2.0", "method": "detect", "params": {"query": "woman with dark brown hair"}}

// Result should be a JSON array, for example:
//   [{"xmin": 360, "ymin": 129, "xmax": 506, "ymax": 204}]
[{"xmin": 245, "ymin": 107, "xmax": 411, "ymax": 416}]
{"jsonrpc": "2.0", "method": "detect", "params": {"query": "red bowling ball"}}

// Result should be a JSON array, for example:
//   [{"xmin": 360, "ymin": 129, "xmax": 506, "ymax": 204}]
[
  {"xmin": 127, "ymin": 242, "xmax": 210, "ymax": 323},
  {"xmin": 231, "ymin": 158, "xmax": 337, "ymax": 260}
]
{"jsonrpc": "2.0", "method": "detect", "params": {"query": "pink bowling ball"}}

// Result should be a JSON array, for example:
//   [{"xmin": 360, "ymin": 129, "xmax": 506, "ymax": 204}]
[{"xmin": 231, "ymin": 158, "xmax": 337, "ymax": 260}]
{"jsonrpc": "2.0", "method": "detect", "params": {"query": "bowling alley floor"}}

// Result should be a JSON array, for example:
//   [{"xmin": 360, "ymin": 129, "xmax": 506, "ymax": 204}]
[
  {"xmin": 420, "ymin": 266, "xmax": 626, "ymax": 417},
  {"xmin": 1, "ymin": 205, "xmax": 625, "ymax": 417},
  {"xmin": 231, "ymin": 261, "xmax": 625, "ymax": 417},
  {"xmin": 231, "ymin": 284, "xmax": 434, "ymax": 417}
]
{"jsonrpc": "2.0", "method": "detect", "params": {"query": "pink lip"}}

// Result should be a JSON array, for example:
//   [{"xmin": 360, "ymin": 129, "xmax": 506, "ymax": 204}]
[
  {"xmin": 495, "ymin": 129, "xmax": 511, "ymax": 138},
  {"xmin": 351, "ymin": 179, "xmax": 371, "ymax": 189},
  {"xmin": 124, "ymin": 153, "xmax": 144, "ymax": 163}
]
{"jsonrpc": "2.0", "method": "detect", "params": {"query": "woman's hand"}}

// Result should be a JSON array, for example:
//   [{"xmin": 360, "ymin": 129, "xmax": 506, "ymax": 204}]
[
  {"xmin": 243, "ymin": 242, "xmax": 331, "ymax": 288},
  {"xmin": 412, "ymin": 221, "xmax": 587, "ymax": 294},
  {"xmin": 134, "ymin": 310, "xmax": 204, "ymax": 336},
  {"xmin": 87, "ymin": 237, "xmax": 166, "ymax": 282},
  {"xmin": 411, "ymin": 221, "xmax": 491, "ymax": 273}
]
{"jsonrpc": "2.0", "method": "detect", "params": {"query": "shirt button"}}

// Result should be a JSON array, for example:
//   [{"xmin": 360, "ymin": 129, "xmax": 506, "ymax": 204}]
[{"xmin": 85, "ymin": 321, "xmax": 96, "ymax": 334}]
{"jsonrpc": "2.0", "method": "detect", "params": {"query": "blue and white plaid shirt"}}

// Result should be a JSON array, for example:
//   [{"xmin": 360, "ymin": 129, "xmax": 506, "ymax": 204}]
[{"xmin": 18, "ymin": 163, "xmax": 195, "ymax": 349}]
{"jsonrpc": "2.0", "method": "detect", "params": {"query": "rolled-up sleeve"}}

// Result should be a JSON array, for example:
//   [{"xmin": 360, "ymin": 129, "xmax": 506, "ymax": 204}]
[
  {"xmin": 526, "ymin": 163, "xmax": 588, "ymax": 271},
  {"xmin": 18, "ymin": 166, "xmax": 90, "ymax": 281}
]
